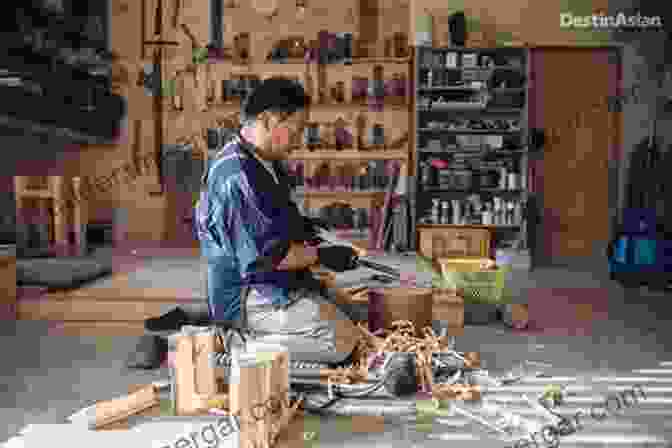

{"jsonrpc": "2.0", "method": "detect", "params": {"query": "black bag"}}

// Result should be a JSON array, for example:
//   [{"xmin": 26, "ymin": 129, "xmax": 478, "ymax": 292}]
[{"xmin": 126, "ymin": 335, "xmax": 168, "ymax": 370}]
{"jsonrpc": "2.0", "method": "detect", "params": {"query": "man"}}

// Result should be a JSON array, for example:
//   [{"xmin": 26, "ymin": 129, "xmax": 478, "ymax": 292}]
[{"xmin": 195, "ymin": 77, "xmax": 361, "ymax": 364}]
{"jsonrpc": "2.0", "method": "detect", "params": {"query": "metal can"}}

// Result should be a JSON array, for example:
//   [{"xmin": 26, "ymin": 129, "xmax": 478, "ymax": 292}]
[{"xmin": 441, "ymin": 201, "xmax": 450, "ymax": 224}]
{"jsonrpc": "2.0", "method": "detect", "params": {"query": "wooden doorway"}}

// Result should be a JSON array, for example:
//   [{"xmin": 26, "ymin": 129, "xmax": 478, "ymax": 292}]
[{"xmin": 529, "ymin": 47, "xmax": 621, "ymax": 268}]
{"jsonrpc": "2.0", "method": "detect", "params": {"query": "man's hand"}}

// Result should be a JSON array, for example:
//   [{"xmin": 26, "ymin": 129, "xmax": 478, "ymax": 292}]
[
  {"xmin": 276, "ymin": 242, "xmax": 319, "ymax": 271},
  {"xmin": 317, "ymin": 246, "xmax": 359, "ymax": 273}
]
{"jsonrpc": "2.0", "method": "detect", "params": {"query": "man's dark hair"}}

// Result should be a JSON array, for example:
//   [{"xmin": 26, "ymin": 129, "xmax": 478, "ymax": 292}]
[
  {"xmin": 199, "ymin": 77, "xmax": 310, "ymax": 190},
  {"xmin": 241, "ymin": 76, "xmax": 310, "ymax": 124}
]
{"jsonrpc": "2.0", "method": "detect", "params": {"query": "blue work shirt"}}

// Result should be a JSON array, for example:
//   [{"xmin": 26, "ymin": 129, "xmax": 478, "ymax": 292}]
[{"xmin": 195, "ymin": 134, "xmax": 315, "ymax": 322}]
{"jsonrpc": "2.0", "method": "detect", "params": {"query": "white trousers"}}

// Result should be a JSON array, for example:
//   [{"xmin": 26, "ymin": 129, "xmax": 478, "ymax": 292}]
[{"xmin": 246, "ymin": 288, "xmax": 359, "ymax": 364}]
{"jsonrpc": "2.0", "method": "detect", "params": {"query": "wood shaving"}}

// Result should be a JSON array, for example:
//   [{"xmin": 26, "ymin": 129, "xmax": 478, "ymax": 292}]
[
  {"xmin": 328, "ymin": 321, "xmax": 469, "ymax": 393},
  {"xmin": 432, "ymin": 383, "xmax": 482, "ymax": 401},
  {"xmin": 269, "ymin": 397, "xmax": 303, "ymax": 447}
]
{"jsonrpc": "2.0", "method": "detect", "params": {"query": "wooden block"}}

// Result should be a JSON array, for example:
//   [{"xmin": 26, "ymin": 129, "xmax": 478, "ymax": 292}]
[
  {"xmin": 175, "ymin": 336, "xmax": 197, "ymax": 415},
  {"xmin": 511, "ymin": 303, "xmax": 529, "ymax": 322},
  {"xmin": 93, "ymin": 384, "xmax": 159, "ymax": 429},
  {"xmin": 230, "ymin": 345, "xmax": 289, "ymax": 448},
  {"xmin": 194, "ymin": 331, "xmax": 217, "ymax": 396},
  {"xmin": 446, "ymin": 326, "xmax": 464, "ymax": 337},
  {"xmin": 351, "ymin": 415, "xmax": 386, "ymax": 433},
  {"xmin": 433, "ymin": 291, "xmax": 464, "ymax": 329},
  {"xmin": 97, "ymin": 385, "xmax": 164, "ymax": 430},
  {"xmin": 273, "ymin": 412, "xmax": 307, "ymax": 448},
  {"xmin": 464, "ymin": 352, "xmax": 481, "ymax": 369},
  {"xmin": 231, "ymin": 356, "xmax": 272, "ymax": 448}
]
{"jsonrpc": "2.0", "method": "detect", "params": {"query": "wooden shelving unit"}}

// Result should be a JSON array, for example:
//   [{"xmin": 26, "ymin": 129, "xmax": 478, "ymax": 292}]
[
  {"xmin": 294, "ymin": 58, "xmax": 412, "ymax": 249},
  {"xmin": 288, "ymin": 149, "xmax": 408, "ymax": 160},
  {"xmin": 160, "ymin": 16, "xmax": 414, "ymax": 249},
  {"xmin": 412, "ymin": 46, "xmax": 530, "ymax": 256}
]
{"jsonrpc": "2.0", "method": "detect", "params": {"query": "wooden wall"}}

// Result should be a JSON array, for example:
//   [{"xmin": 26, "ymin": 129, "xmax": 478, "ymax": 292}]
[
  {"xmin": 67, "ymin": 0, "xmax": 415, "ymax": 246},
  {"xmin": 77, "ymin": 0, "xmax": 622, "ymax": 246},
  {"xmin": 58, "ymin": 0, "xmax": 169, "ymax": 244}
]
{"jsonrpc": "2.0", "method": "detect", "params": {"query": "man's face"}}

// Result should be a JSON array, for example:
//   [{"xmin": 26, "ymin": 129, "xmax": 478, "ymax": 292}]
[{"xmin": 259, "ymin": 110, "xmax": 307, "ymax": 160}]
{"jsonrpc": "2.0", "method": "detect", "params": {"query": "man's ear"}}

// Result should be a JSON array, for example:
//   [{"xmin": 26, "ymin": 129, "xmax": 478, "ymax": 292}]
[
  {"xmin": 258, "ymin": 111, "xmax": 272, "ymax": 132},
  {"xmin": 265, "ymin": 111, "xmax": 287, "ymax": 130}
]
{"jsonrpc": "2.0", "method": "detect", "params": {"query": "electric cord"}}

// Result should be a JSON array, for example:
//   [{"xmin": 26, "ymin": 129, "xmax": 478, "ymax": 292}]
[{"xmin": 298, "ymin": 361, "xmax": 416, "ymax": 413}]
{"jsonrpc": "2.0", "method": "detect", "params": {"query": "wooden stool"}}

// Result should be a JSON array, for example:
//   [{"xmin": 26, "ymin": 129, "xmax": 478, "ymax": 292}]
[{"xmin": 14, "ymin": 176, "xmax": 89, "ymax": 254}]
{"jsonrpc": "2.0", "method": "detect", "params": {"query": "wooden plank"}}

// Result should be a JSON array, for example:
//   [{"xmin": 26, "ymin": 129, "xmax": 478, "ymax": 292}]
[
  {"xmin": 110, "ymin": 0, "xmax": 143, "ymax": 62},
  {"xmin": 46, "ymin": 321, "xmax": 147, "ymax": 336},
  {"xmin": 288, "ymin": 150, "xmax": 408, "ymax": 160},
  {"xmin": 16, "ymin": 297, "xmax": 194, "ymax": 322}
]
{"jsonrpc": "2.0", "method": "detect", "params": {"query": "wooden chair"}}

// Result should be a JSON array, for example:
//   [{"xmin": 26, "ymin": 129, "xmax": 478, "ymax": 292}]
[{"xmin": 14, "ymin": 176, "xmax": 88, "ymax": 254}]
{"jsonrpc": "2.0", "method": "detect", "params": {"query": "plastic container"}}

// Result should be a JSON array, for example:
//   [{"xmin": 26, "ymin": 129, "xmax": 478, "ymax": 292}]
[{"xmin": 440, "ymin": 265, "xmax": 511, "ymax": 305}]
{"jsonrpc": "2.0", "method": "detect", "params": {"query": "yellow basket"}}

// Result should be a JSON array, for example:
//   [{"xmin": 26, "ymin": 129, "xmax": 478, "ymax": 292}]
[
  {"xmin": 437, "ymin": 258, "xmax": 510, "ymax": 305},
  {"xmin": 438, "ymin": 257, "xmax": 492, "ymax": 273}
]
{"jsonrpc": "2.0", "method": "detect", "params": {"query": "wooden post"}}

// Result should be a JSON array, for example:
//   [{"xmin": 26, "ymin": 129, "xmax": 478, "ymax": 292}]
[
  {"xmin": 71, "ymin": 177, "xmax": 87, "ymax": 254},
  {"xmin": 50, "ymin": 176, "xmax": 68, "ymax": 251}
]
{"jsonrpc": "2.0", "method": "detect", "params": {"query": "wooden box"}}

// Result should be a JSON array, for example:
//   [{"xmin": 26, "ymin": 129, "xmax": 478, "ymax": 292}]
[{"xmin": 417, "ymin": 225, "xmax": 491, "ymax": 259}]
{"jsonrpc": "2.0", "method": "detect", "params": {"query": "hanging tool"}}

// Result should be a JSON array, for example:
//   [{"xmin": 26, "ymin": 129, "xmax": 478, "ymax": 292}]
[
  {"xmin": 153, "ymin": 0, "xmax": 163, "ymax": 37},
  {"xmin": 353, "ymin": 257, "xmax": 401, "ymax": 278},
  {"xmin": 143, "ymin": 0, "xmax": 179, "ymax": 189},
  {"xmin": 173, "ymin": 0, "xmax": 182, "ymax": 28}
]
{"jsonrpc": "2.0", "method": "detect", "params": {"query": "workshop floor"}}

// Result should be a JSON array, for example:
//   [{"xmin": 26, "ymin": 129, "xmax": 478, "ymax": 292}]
[{"xmin": 2, "ymin": 266, "xmax": 672, "ymax": 447}]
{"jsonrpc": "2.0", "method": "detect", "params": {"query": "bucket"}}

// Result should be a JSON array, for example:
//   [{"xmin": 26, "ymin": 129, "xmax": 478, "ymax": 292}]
[{"xmin": 368, "ymin": 287, "xmax": 433, "ymax": 336}]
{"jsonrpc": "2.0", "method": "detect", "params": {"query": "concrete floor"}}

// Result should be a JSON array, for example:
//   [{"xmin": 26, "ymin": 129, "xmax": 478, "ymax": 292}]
[{"xmin": 1, "ymin": 266, "xmax": 672, "ymax": 447}]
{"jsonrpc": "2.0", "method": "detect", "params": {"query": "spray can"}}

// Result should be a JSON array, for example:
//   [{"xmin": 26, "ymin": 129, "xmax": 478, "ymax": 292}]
[
  {"xmin": 451, "ymin": 199, "xmax": 461, "ymax": 225},
  {"xmin": 430, "ymin": 198, "xmax": 441, "ymax": 224},
  {"xmin": 499, "ymin": 167, "xmax": 508, "ymax": 190}
]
